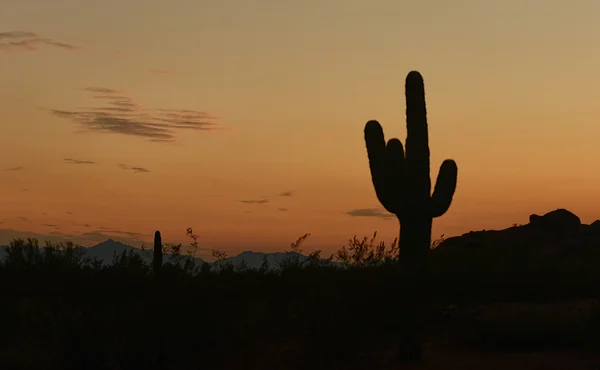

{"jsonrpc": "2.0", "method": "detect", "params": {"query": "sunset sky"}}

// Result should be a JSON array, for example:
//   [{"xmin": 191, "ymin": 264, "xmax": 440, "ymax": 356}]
[{"xmin": 1, "ymin": 0, "xmax": 599, "ymax": 259}]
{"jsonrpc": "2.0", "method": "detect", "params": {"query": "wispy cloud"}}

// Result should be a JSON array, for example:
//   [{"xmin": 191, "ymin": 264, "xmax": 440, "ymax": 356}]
[
  {"xmin": 18, "ymin": 216, "xmax": 31, "ymax": 222},
  {"xmin": 5, "ymin": 166, "xmax": 23, "ymax": 171},
  {"xmin": 82, "ymin": 87, "xmax": 125, "ymax": 94},
  {"xmin": 149, "ymin": 69, "xmax": 170, "ymax": 75},
  {"xmin": 64, "ymin": 158, "xmax": 95, "ymax": 165},
  {"xmin": 49, "ymin": 87, "xmax": 220, "ymax": 142},
  {"xmin": 279, "ymin": 191, "xmax": 293, "ymax": 197},
  {"xmin": 240, "ymin": 199, "xmax": 269, "ymax": 205},
  {"xmin": 118, "ymin": 164, "xmax": 150, "ymax": 173},
  {"xmin": 278, "ymin": 208, "xmax": 289, "ymax": 211},
  {"xmin": 345, "ymin": 208, "xmax": 395, "ymax": 219},
  {"xmin": 0, "ymin": 31, "xmax": 81, "ymax": 53},
  {"xmin": 83, "ymin": 87, "xmax": 125, "ymax": 94}
]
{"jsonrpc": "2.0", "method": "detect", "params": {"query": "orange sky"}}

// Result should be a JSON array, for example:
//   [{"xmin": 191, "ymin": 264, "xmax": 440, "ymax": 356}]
[{"xmin": 1, "ymin": 0, "xmax": 600, "ymax": 259}]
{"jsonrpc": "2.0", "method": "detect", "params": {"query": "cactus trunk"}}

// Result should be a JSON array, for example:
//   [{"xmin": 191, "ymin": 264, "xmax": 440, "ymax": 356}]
[
  {"xmin": 396, "ymin": 220, "xmax": 431, "ymax": 361},
  {"xmin": 364, "ymin": 71, "xmax": 458, "ymax": 362},
  {"xmin": 153, "ymin": 230, "xmax": 163, "ymax": 277}
]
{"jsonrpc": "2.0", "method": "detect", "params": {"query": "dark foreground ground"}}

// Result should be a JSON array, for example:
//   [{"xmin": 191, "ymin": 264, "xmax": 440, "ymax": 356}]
[
  {"xmin": 2, "ymin": 271, "xmax": 600, "ymax": 370},
  {"xmin": 1, "ymin": 236, "xmax": 600, "ymax": 369}
]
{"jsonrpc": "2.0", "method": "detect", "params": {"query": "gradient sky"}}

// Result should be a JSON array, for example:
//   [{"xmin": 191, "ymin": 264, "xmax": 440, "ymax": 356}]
[{"xmin": 1, "ymin": 0, "xmax": 599, "ymax": 259}]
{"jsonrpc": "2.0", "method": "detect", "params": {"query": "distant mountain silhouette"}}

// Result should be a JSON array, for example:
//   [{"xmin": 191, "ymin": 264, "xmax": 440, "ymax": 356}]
[
  {"xmin": 211, "ymin": 250, "xmax": 339, "ymax": 271},
  {"xmin": 212, "ymin": 250, "xmax": 294, "ymax": 270},
  {"xmin": 0, "ymin": 238, "xmax": 338, "ymax": 270},
  {"xmin": 85, "ymin": 238, "xmax": 154, "ymax": 264}
]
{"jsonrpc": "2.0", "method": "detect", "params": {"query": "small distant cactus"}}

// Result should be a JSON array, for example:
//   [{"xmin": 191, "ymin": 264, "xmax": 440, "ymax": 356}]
[
  {"xmin": 364, "ymin": 71, "xmax": 458, "ymax": 362},
  {"xmin": 153, "ymin": 230, "xmax": 163, "ymax": 276}
]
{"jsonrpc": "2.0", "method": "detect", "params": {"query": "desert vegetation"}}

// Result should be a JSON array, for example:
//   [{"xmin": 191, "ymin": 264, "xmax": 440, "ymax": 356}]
[{"xmin": 1, "ymin": 227, "xmax": 600, "ymax": 370}]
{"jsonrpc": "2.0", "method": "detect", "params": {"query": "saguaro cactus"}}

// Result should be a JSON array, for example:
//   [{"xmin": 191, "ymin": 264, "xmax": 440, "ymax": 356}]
[
  {"xmin": 153, "ymin": 230, "xmax": 163, "ymax": 276},
  {"xmin": 364, "ymin": 71, "xmax": 458, "ymax": 362}
]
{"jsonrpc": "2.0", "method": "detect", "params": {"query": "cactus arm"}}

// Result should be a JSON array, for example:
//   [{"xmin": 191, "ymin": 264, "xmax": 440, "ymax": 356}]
[
  {"xmin": 365, "ymin": 120, "xmax": 398, "ymax": 213},
  {"xmin": 384, "ymin": 138, "xmax": 406, "ymax": 216},
  {"xmin": 430, "ymin": 159, "xmax": 458, "ymax": 218},
  {"xmin": 404, "ymin": 71, "xmax": 431, "ymax": 205}
]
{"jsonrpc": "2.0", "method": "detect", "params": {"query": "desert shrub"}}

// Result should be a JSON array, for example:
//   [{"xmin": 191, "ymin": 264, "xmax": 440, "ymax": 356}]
[{"xmin": 1, "ymin": 238, "xmax": 97, "ymax": 272}]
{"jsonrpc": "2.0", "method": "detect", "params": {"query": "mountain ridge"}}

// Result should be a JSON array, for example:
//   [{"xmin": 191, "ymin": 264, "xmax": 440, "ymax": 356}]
[{"xmin": 0, "ymin": 238, "xmax": 334, "ymax": 270}]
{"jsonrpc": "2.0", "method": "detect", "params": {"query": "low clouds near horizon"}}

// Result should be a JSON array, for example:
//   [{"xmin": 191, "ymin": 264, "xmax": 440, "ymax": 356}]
[
  {"xmin": 0, "ymin": 227, "xmax": 148, "ymax": 248},
  {"xmin": 49, "ymin": 87, "xmax": 220, "ymax": 142},
  {"xmin": 0, "ymin": 31, "xmax": 81, "ymax": 53},
  {"xmin": 346, "ymin": 208, "xmax": 395, "ymax": 220}
]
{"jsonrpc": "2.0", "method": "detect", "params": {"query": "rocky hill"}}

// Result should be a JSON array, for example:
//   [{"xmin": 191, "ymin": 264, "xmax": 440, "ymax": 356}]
[{"xmin": 433, "ymin": 208, "xmax": 600, "ymax": 258}]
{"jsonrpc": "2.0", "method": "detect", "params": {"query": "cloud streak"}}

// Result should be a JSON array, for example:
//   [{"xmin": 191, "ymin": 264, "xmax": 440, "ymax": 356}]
[
  {"xmin": 0, "ymin": 31, "xmax": 81, "ymax": 53},
  {"xmin": 64, "ymin": 158, "xmax": 95, "ymax": 165},
  {"xmin": 49, "ymin": 87, "xmax": 220, "ymax": 142},
  {"xmin": 345, "ymin": 208, "xmax": 395, "ymax": 219},
  {"xmin": 240, "ymin": 199, "xmax": 269, "ymax": 205},
  {"xmin": 83, "ymin": 87, "xmax": 125, "ymax": 94},
  {"xmin": 279, "ymin": 191, "xmax": 293, "ymax": 197},
  {"xmin": 118, "ymin": 164, "xmax": 150, "ymax": 173},
  {"xmin": 5, "ymin": 166, "xmax": 24, "ymax": 171}
]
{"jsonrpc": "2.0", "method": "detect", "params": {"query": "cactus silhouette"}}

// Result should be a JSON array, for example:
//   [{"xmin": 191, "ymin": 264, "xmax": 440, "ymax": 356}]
[
  {"xmin": 153, "ymin": 230, "xmax": 163, "ymax": 276},
  {"xmin": 364, "ymin": 71, "xmax": 458, "ymax": 362}
]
